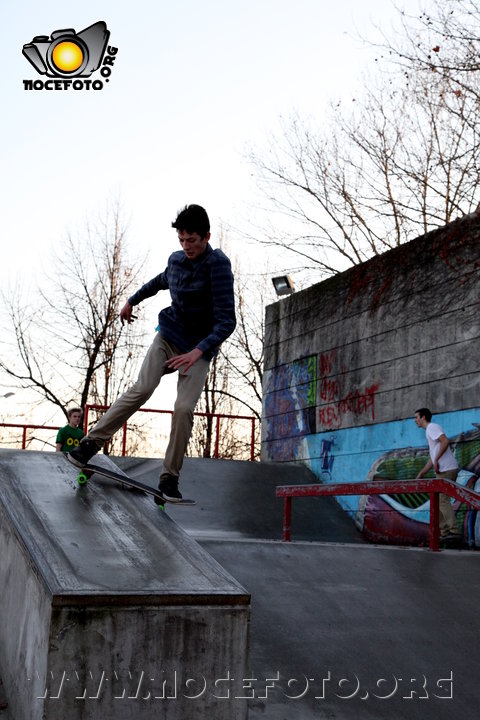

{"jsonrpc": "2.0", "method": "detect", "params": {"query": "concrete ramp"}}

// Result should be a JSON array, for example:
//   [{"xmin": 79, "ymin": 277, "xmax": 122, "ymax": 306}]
[
  {"xmin": 0, "ymin": 450, "xmax": 249, "ymax": 720},
  {"xmin": 115, "ymin": 456, "xmax": 364, "ymax": 543}
]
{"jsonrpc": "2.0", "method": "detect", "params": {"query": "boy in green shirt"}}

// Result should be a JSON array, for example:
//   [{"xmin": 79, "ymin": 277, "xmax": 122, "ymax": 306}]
[{"xmin": 55, "ymin": 407, "xmax": 85, "ymax": 453}]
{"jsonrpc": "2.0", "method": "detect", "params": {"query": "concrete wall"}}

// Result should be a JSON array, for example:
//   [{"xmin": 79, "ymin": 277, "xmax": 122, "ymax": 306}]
[
  {"xmin": 0, "ymin": 450, "xmax": 250, "ymax": 719},
  {"xmin": 0, "ymin": 499, "xmax": 52, "ymax": 720},
  {"xmin": 262, "ymin": 211, "xmax": 480, "ymax": 545}
]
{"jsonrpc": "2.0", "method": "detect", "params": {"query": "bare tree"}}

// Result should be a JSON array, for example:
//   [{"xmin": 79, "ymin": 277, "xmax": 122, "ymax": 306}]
[
  {"xmin": 187, "ymin": 244, "xmax": 266, "ymax": 460},
  {"xmin": 0, "ymin": 203, "xmax": 146, "ymax": 429},
  {"xmin": 373, "ymin": 0, "xmax": 480, "ymax": 101},
  {"xmin": 188, "ymin": 353, "xmax": 233, "ymax": 459},
  {"xmin": 219, "ymin": 264, "xmax": 265, "ymax": 421},
  {"xmin": 247, "ymin": 1, "xmax": 480, "ymax": 284}
]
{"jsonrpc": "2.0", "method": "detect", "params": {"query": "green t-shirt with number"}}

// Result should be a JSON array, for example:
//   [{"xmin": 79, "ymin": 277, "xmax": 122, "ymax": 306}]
[{"xmin": 56, "ymin": 425, "xmax": 85, "ymax": 452}]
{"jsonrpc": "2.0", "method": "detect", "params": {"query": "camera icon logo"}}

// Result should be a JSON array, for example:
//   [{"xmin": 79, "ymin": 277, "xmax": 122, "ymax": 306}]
[{"xmin": 22, "ymin": 21, "xmax": 110, "ymax": 78}]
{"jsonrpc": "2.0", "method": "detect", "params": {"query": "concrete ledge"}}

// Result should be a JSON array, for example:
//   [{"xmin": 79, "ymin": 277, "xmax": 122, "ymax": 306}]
[{"xmin": 0, "ymin": 450, "xmax": 250, "ymax": 720}]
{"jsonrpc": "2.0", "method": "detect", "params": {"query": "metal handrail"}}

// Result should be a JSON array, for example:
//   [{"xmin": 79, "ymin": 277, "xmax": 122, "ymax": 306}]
[
  {"xmin": 276, "ymin": 476, "xmax": 480, "ymax": 550},
  {"xmin": 84, "ymin": 404, "xmax": 257, "ymax": 461}
]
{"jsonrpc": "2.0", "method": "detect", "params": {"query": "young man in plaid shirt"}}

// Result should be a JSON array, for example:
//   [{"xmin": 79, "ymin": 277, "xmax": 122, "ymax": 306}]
[{"xmin": 68, "ymin": 204, "xmax": 236, "ymax": 502}]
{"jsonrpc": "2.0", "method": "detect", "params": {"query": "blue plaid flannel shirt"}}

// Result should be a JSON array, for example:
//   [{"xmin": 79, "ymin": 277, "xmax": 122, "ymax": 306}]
[{"xmin": 128, "ymin": 244, "xmax": 236, "ymax": 360}]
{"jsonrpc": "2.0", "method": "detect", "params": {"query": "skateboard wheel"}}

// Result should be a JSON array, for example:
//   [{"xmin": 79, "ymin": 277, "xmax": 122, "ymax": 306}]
[{"xmin": 77, "ymin": 472, "xmax": 88, "ymax": 486}]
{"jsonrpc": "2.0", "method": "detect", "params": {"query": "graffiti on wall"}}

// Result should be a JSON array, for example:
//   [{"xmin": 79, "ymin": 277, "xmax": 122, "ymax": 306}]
[
  {"xmin": 357, "ymin": 426, "xmax": 480, "ymax": 548},
  {"xmin": 264, "ymin": 360, "xmax": 480, "ymax": 545},
  {"xmin": 264, "ymin": 355, "xmax": 317, "ymax": 460},
  {"xmin": 263, "ymin": 350, "xmax": 480, "ymax": 547},
  {"xmin": 320, "ymin": 436, "xmax": 336, "ymax": 478},
  {"xmin": 318, "ymin": 350, "xmax": 380, "ymax": 431},
  {"xmin": 263, "ymin": 349, "xmax": 381, "ymax": 461}
]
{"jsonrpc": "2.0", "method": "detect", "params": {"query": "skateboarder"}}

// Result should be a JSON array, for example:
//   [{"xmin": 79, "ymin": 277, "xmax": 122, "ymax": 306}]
[
  {"xmin": 414, "ymin": 407, "xmax": 461, "ymax": 541},
  {"xmin": 55, "ymin": 407, "xmax": 85, "ymax": 452},
  {"xmin": 68, "ymin": 204, "xmax": 236, "ymax": 502}
]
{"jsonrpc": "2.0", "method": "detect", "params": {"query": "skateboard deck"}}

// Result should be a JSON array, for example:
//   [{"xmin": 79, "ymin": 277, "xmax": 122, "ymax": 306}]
[{"xmin": 65, "ymin": 453, "xmax": 195, "ymax": 506}]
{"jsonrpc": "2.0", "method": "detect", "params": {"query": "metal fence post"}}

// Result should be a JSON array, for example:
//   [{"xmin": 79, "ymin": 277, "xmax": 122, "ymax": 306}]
[{"xmin": 283, "ymin": 497, "xmax": 292, "ymax": 542}]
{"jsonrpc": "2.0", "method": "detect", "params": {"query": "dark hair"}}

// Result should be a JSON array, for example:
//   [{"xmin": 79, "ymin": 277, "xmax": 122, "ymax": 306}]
[
  {"xmin": 415, "ymin": 407, "xmax": 432, "ymax": 422},
  {"xmin": 171, "ymin": 204, "xmax": 210, "ymax": 238}
]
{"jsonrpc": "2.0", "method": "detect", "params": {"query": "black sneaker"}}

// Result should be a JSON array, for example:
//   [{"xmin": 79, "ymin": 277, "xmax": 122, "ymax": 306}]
[
  {"xmin": 157, "ymin": 474, "xmax": 183, "ymax": 503},
  {"xmin": 66, "ymin": 438, "xmax": 99, "ymax": 468},
  {"xmin": 440, "ymin": 532, "xmax": 462, "ymax": 545}
]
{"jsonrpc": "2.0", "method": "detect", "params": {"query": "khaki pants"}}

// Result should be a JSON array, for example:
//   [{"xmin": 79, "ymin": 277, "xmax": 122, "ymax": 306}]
[
  {"xmin": 87, "ymin": 334, "xmax": 210, "ymax": 479},
  {"xmin": 436, "ymin": 469, "xmax": 459, "ymax": 536}
]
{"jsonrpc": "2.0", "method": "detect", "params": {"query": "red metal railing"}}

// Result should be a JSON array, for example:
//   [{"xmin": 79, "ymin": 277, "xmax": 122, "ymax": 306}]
[
  {"xmin": 0, "ymin": 423, "xmax": 61, "ymax": 449},
  {"xmin": 0, "ymin": 406, "xmax": 257, "ymax": 460},
  {"xmin": 84, "ymin": 404, "xmax": 257, "ymax": 460},
  {"xmin": 276, "ymin": 477, "xmax": 480, "ymax": 551}
]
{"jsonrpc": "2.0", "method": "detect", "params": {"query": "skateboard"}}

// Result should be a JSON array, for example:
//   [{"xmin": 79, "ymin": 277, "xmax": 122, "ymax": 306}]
[{"xmin": 65, "ymin": 454, "xmax": 196, "ymax": 506}]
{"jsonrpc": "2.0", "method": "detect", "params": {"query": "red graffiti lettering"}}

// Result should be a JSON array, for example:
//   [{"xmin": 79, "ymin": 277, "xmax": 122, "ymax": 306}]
[
  {"xmin": 318, "ymin": 383, "xmax": 380, "ymax": 430},
  {"xmin": 318, "ymin": 405, "xmax": 342, "ymax": 429},
  {"xmin": 320, "ymin": 378, "xmax": 339, "ymax": 402},
  {"xmin": 319, "ymin": 351, "xmax": 337, "ymax": 378}
]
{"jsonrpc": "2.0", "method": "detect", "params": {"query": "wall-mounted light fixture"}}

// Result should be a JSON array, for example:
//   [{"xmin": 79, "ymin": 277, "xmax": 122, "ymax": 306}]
[{"xmin": 271, "ymin": 275, "xmax": 295, "ymax": 297}]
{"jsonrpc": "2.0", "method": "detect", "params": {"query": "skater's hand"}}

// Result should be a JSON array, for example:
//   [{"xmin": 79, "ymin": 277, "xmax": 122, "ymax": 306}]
[
  {"xmin": 166, "ymin": 348, "xmax": 203, "ymax": 373},
  {"xmin": 120, "ymin": 301, "xmax": 138, "ymax": 325}
]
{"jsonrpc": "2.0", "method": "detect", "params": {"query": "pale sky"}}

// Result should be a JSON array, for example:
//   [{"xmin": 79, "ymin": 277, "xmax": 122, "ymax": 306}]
[
  {"xmin": 1, "ymin": 0, "xmax": 428, "ymax": 278},
  {"xmin": 0, "ymin": 0, "xmax": 426, "ymax": 421}
]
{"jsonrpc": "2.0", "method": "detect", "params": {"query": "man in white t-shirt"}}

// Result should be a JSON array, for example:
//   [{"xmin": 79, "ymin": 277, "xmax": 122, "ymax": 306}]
[{"xmin": 414, "ymin": 407, "xmax": 460, "ymax": 540}]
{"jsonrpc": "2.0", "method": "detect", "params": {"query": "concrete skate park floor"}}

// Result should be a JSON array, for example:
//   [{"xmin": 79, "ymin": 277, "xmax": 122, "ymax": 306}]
[{"xmin": 1, "ymin": 455, "xmax": 479, "ymax": 719}]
